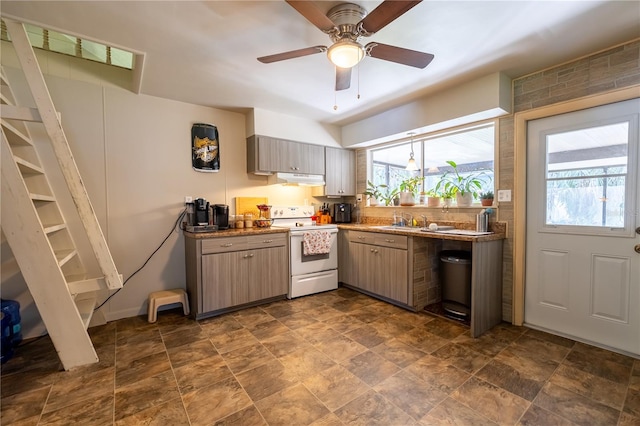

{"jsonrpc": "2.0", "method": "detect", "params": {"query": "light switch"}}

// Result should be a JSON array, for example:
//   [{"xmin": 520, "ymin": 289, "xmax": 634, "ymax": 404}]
[{"xmin": 497, "ymin": 190, "xmax": 511, "ymax": 202}]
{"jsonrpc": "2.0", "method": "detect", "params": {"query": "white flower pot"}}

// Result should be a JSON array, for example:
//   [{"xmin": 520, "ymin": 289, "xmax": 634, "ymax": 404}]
[
  {"xmin": 456, "ymin": 192, "xmax": 473, "ymax": 207},
  {"xmin": 399, "ymin": 192, "xmax": 415, "ymax": 206},
  {"xmin": 369, "ymin": 197, "xmax": 379, "ymax": 206}
]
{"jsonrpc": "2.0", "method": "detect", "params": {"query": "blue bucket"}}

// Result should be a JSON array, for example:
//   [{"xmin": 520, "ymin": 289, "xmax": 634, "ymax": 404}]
[{"xmin": 1, "ymin": 299, "xmax": 23, "ymax": 347}]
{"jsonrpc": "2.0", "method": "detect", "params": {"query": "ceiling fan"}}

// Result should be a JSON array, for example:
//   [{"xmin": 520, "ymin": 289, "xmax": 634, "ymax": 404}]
[{"xmin": 257, "ymin": 0, "xmax": 434, "ymax": 91}]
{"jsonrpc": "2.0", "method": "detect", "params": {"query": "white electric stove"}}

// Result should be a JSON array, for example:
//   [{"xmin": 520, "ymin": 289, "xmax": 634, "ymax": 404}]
[{"xmin": 270, "ymin": 205, "xmax": 338, "ymax": 298}]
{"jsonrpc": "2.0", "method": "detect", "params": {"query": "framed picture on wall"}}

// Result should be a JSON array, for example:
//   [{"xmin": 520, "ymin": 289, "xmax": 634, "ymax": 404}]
[{"xmin": 191, "ymin": 123, "xmax": 220, "ymax": 172}]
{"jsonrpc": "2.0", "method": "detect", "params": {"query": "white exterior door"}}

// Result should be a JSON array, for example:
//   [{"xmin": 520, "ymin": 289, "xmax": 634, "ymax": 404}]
[{"xmin": 525, "ymin": 98, "xmax": 640, "ymax": 356}]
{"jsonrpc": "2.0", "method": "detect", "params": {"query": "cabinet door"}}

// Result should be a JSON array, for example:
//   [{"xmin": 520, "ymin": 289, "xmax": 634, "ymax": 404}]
[
  {"xmin": 305, "ymin": 143, "xmax": 326, "ymax": 175},
  {"xmin": 202, "ymin": 252, "xmax": 236, "ymax": 311},
  {"xmin": 339, "ymin": 148, "xmax": 356, "ymax": 196},
  {"xmin": 352, "ymin": 243, "xmax": 377, "ymax": 293},
  {"xmin": 248, "ymin": 246, "xmax": 288, "ymax": 301},
  {"xmin": 375, "ymin": 246, "xmax": 408, "ymax": 304},
  {"xmin": 338, "ymin": 231, "xmax": 351, "ymax": 284},
  {"xmin": 324, "ymin": 147, "xmax": 341, "ymax": 195},
  {"xmin": 257, "ymin": 136, "xmax": 280, "ymax": 173}
]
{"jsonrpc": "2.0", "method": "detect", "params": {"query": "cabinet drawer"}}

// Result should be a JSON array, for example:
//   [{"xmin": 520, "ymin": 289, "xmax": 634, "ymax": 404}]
[
  {"xmin": 349, "ymin": 231, "xmax": 375, "ymax": 244},
  {"xmin": 247, "ymin": 233, "xmax": 287, "ymax": 249},
  {"xmin": 373, "ymin": 234, "xmax": 408, "ymax": 250},
  {"xmin": 201, "ymin": 237, "xmax": 247, "ymax": 254}
]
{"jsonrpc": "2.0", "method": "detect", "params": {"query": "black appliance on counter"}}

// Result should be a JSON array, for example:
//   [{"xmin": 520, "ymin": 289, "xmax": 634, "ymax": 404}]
[
  {"xmin": 194, "ymin": 198, "xmax": 210, "ymax": 225},
  {"xmin": 213, "ymin": 204, "xmax": 229, "ymax": 230},
  {"xmin": 333, "ymin": 203, "xmax": 352, "ymax": 223}
]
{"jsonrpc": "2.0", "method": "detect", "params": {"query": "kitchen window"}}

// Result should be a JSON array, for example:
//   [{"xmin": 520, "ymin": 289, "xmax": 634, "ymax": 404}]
[{"xmin": 370, "ymin": 122, "xmax": 496, "ymax": 202}]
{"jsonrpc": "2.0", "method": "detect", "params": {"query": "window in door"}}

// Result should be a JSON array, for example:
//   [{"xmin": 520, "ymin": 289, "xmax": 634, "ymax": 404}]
[{"xmin": 544, "ymin": 121, "xmax": 630, "ymax": 229}]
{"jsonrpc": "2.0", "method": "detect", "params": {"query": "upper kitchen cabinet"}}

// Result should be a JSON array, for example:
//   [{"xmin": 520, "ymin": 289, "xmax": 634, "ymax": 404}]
[
  {"xmin": 247, "ymin": 135, "xmax": 325, "ymax": 175},
  {"xmin": 322, "ymin": 147, "xmax": 356, "ymax": 196}
]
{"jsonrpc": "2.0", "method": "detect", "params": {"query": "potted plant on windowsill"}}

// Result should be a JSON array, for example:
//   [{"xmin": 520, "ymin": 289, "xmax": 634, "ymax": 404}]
[
  {"xmin": 434, "ymin": 160, "xmax": 488, "ymax": 207},
  {"xmin": 480, "ymin": 191, "xmax": 494, "ymax": 206},
  {"xmin": 398, "ymin": 176, "xmax": 423, "ymax": 206},
  {"xmin": 425, "ymin": 188, "xmax": 441, "ymax": 207},
  {"xmin": 364, "ymin": 180, "xmax": 385, "ymax": 206},
  {"xmin": 380, "ymin": 186, "xmax": 400, "ymax": 207}
]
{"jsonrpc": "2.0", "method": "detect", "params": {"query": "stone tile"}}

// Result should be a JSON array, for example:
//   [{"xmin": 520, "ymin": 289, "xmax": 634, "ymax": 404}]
[
  {"xmin": 324, "ymin": 314, "xmax": 366, "ymax": 334},
  {"xmin": 173, "ymin": 354, "xmax": 234, "ymax": 394},
  {"xmin": 623, "ymin": 387, "xmax": 640, "ymax": 418},
  {"xmin": 183, "ymin": 377, "xmax": 252, "ymax": 426},
  {"xmin": 255, "ymin": 383, "xmax": 330, "ymax": 425},
  {"xmin": 342, "ymin": 350, "xmax": 401, "ymax": 386},
  {"xmin": 155, "ymin": 311, "xmax": 200, "ymax": 336},
  {"xmin": 294, "ymin": 321, "xmax": 340, "ymax": 345},
  {"xmin": 209, "ymin": 328, "xmax": 260, "ymax": 354},
  {"xmin": 303, "ymin": 364, "xmax": 370, "ymax": 411},
  {"xmin": 39, "ymin": 393, "xmax": 113, "ymax": 425},
  {"xmin": 549, "ymin": 364, "xmax": 627, "ymax": 410},
  {"xmin": 166, "ymin": 339, "xmax": 217, "ymax": 369},
  {"xmin": 332, "ymin": 298, "xmax": 369, "ymax": 313},
  {"xmin": 619, "ymin": 411, "xmax": 640, "ymax": 426},
  {"xmin": 44, "ymin": 366, "xmax": 114, "ymax": 413},
  {"xmin": 371, "ymin": 339, "xmax": 426, "ymax": 368},
  {"xmin": 375, "ymin": 370, "xmax": 447, "ymax": 420},
  {"xmin": 0, "ymin": 387, "xmax": 50, "ymax": 424},
  {"xmin": 279, "ymin": 345, "xmax": 336, "ymax": 381},
  {"xmin": 315, "ymin": 334, "xmax": 368, "ymax": 363},
  {"xmin": 630, "ymin": 360, "xmax": 640, "ymax": 390},
  {"xmin": 115, "ymin": 330, "xmax": 165, "ymax": 368},
  {"xmin": 114, "ymin": 370, "xmax": 181, "ymax": 421},
  {"xmin": 390, "ymin": 310, "xmax": 433, "ymax": 327},
  {"xmin": 432, "ymin": 342, "xmax": 492, "ymax": 374},
  {"xmin": 309, "ymin": 413, "xmax": 343, "ymax": 426},
  {"xmin": 524, "ymin": 328, "xmax": 576, "ymax": 349},
  {"xmin": 235, "ymin": 358, "xmax": 299, "ymax": 402},
  {"xmin": 278, "ymin": 312, "xmax": 319, "ymax": 330},
  {"xmin": 344, "ymin": 324, "xmax": 389, "ymax": 348},
  {"xmin": 160, "ymin": 326, "xmax": 210, "ymax": 349},
  {"xmin": 246, "ymin": 319, "xmax": 290, "ymax": 341},
  {"xmin": 220, "ymin": 342, "xmax": 275, "ymax": 375},
  {"xmin": 510, "ymin": 333, "xmax": 572, "ymax": 363},
  {"xmin": 451, "ymin": 330, "xmax": 512, "ymax": 358},
  {"xmin": 368, "ymin": 316, "xmax": 415, "ymax": 339},
  {"xmin": 0, "ymin": 366, "xmax": 59, "ymax": 398},
  {"xmin": 115, "ymin": 351, "xmax": 172, "ymax": 388},
  {"xmin": 334, "ymin": 389, "xmax": 417, "ymax": 425},
  {"xmin": 114, "ymin": 397, "xmax": 189, "ymax": 426},
  {"xmin": 260, "ymin": 301, "xmax": 301, "ymax": 319},
  {"xmin": 423, "ymin": 317, "xmax": 468, "ymax": 340},
  {"xmin": 421, "ymin": 397, "xmax": 497, "ymax": 425},
  {"xmin": 404, "ymin": 355, "xmax": 470, "ymax": 394},
  {"xmin": 303, "ymin": 304, "xmax": 345, "ymax": 322},
  {"xmin": 563, "ymin": 346, "xmax": 632, "ymax": 384},
  {"xmin": 199, "ymin": 314, "xmax": 244, "ymax": 335},
  {"xmin": 475, "ymin": 359, "xmax": 548, "ymax": 401},
  {"xmin": 232, "ymin": 308, "xmax": 275, "ymax": 328},
  {"xmin": 395, "ymin": 328, "xmax": 449, "ymax": 354},
  {"xmin": 533, "ymin": 382, "xmax": 620, "ymax": 425},
  {"xmin": 517, "ymin": 404, "xmax": 574, "ymax": 426},
  {"xmin": 262, "ymin": 330, "xmax": 312, "ymax": 358},
  {"xmin": 451, "ymin": 377, "xmax": 529, "ymax": 425},
  {"xmin": 213, "ymin": 405, "xmax": 266, "ymax": 426}
]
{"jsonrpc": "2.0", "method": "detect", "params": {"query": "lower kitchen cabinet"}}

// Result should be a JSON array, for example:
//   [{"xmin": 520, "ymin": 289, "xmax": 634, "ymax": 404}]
[
  {"xmin": 184, "ymin": 232, "xmax": 288, "ymax": 319},
  {"xmin": 346, "ymin": 231, "xmax": 410, "ymax": 306}
]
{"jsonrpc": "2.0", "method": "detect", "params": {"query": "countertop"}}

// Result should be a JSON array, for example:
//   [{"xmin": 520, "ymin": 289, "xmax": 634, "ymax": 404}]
[
  {"xmin": 183, "ymin": 227, "xmax": 289, "ymax": 239},
  {"xmin": 337, "ymin": 224, "xmax": 505, "ymax": 242}
]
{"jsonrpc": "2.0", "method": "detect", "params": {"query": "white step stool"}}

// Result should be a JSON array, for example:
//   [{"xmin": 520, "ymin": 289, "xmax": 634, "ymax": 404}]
[{"xmin": 147, "ymin": 289, "xmax": 190, "ymax": 323}]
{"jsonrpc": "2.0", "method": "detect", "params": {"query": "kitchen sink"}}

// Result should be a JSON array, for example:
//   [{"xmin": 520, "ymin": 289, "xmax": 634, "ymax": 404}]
[{"xmin": 370, "ymin": 226, "xmax": 492, "ymax": 236}]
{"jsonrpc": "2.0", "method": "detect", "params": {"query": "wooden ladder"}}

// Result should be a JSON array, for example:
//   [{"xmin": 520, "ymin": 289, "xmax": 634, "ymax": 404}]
[{"xmin": 1, "ymin": 19, "xmax": 123, "ymax": 370}]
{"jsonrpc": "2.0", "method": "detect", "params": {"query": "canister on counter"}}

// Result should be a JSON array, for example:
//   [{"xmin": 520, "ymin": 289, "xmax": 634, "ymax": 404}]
[{"xmin": 244, "ymin": 213, "xmax": 253, "ymax": 228}]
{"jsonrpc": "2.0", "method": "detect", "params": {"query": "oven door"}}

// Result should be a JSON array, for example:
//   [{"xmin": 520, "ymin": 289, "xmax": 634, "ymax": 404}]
[{"xmin": 289, "ymin": 228, "xmax": 338, "ymax": 276}]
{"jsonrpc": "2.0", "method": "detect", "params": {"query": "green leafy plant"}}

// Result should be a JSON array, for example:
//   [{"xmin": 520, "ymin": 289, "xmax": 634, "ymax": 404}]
[
  {"xmin": 480, "ymin": 191, "xmax": 494, "ymax": 200},
  {"xmin": 398, "ymin": 176, "xmax": 424, "ymax": 196},
  {"xmin": 363, "ymin": 180, "xmax": 386, "ymax": 201},
  {"xmin": 434, "ymin": 160, "xmax": 489, "ymax": 200},
  {"xmin": 379, "ymin": 186, "xmax": 399, "ymax": 206}
]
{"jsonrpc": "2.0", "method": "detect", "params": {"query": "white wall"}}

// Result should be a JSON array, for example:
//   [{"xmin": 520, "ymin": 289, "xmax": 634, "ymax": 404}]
[
  {"xmin": 248, "ymin": 107, "xmax": 342, "ymax": 147},
  {"xmin": 1, "ymin": 50, "xmax": 319, "ymax": 335}
]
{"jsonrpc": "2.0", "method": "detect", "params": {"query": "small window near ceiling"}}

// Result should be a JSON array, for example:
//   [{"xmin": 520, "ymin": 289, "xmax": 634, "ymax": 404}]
[{"xmin": 370, "ymin": 123, "xmax": 495, "ymax": 204}]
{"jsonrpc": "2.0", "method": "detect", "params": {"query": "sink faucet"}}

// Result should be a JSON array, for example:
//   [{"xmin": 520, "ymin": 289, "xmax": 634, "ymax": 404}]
[
  {"xmin": 420, "ymin": 215, "xmax": 428, "ymax": 228},
  {"xmin": 402, "ymin": 212, "xmax": 413, "ymax": 227}
]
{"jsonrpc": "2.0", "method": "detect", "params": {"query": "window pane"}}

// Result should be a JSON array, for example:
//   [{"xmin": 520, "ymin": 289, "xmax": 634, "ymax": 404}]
[
  {"xmin": 81, "ymin": 39, "xmax": 107, "ymax": 63},
  {"xmin": 544, "ymin": 122, "xmax": 629, "ymax": 227}
]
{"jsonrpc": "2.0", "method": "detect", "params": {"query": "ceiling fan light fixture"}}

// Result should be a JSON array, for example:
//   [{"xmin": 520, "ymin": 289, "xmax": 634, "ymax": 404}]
[{"xmin": 327, "ymin": 40, "xmax": 364, "ymax": 69}]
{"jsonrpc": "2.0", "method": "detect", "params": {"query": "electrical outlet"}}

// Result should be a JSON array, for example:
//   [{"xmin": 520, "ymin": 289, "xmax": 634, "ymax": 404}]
[
  {"xmin": 497, "ymin": 190, "xmax": 511, "ymax": 202},
  {"xmin": 184, "ymin": 196, "xmax": 193, "ymax": 203},
  {"xmin": 356, "ymin": 193, "xmax": 363, "ymax": 203}
]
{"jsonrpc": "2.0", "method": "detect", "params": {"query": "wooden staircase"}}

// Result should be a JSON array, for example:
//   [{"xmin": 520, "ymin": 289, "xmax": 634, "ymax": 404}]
[{"xmin": 1, "ymin": 18, "xmax": 122, "ymax": 370}]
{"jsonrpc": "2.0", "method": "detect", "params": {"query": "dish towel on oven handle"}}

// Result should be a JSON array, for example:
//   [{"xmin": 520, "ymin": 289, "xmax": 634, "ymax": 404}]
[{"xmin": 302, "ymin": 231, "xmax": 331, "ymax": 256}]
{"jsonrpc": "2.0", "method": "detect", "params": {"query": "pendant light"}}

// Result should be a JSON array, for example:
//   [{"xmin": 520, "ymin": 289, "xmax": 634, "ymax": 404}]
[{"xmin": 406, "ymin": 132, "xmax": 419, "ymax": 171}]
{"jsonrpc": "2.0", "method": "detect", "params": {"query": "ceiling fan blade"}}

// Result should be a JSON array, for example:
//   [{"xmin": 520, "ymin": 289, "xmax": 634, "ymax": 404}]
[
  {"xmin": 258, "ymin": 46, "xmax": 326, "ymax": 64},
  {"xmin": 336, "ymin": 67, "xmax": 351, "ymax": 91},
  {"xmin": 359, "ymin": 0, "xmax": 422, "ymax": 34},
  {"xmin": 286, "ymin": 1, "xmax": 336, "ymax": 32},
  {"xmin": 366, "ymin": 42, "xmax": 434, "ymax": 69}
]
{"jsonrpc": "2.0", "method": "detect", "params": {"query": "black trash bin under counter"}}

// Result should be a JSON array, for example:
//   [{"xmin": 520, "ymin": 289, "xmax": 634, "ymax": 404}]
[{"xmin": 440, "ymin": 250, "xmax": 472, "ymax": 319}]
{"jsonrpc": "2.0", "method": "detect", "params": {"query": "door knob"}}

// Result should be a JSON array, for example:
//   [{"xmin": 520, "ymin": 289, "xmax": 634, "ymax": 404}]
[
  {"xmin": 635, "ymin": 244, "xmax": 640, "ymax": 254},
  {"xmin": 636, "ymin": 227, "xmax": 640, "ymax": 235}
]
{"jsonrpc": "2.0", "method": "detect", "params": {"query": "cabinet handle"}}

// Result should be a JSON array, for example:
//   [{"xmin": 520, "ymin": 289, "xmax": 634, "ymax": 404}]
[
  {"xmin": 385, "ymin": 239, "xmax": 395, "ymax": 243},
  {"xmin": 370, "ymin": 248, "xmax": 378, "ymax": 253},
  {"xmin": 358, "ymin": 236, "xmax": 365, "ymax": 239},
  {"xmin": 263, "ymin": 239, "xmax": 273, "ymax": 243},
  {"xmin": 222, "ymin": 243, "xmax": 233, "ymax": 247},
  {"xmin": 243, "ymin": 253, "xmax": 255, "ymax": 258}
]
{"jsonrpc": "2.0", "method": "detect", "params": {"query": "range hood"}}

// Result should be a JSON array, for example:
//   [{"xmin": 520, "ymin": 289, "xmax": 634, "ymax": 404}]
[{"xmin": 268, "ymin": 172, "xmax": 325, "ymax": 187}]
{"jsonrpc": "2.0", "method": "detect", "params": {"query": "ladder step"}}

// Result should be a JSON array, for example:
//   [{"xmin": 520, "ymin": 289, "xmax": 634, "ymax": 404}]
[
  {"xmin": 43, "ymin": 223, "xmax": 68, "ymax": 234},
  {"xmin": 75, "ymin": 295, "xmax": 97, "ymax": 329},
  {"xmin": 30, "ymin": 192, "xmax": 56, "ymax": 202},
  {"xmin": 67, "ymin": 274, "xmax": 123, "ymax": 295},
  {"xmin": 1, "ymin": 105, "xmax": 42, "ymax": 122},
  {"xmin": 15, "ymin": 156, "xmax": 44, "ymax": 175},
  {"xmin": 55, "ymin": 249, "xmax": 78, "ymax": 267},
  {"xmin": 1, "ymin": 120, "xmax": 34, "ymax": 146}
]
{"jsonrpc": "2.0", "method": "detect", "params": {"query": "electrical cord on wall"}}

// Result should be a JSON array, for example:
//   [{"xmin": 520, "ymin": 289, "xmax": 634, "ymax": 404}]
[{"xmin": 94, "ymin": 208, "xmax": 186, "ymax": 312}]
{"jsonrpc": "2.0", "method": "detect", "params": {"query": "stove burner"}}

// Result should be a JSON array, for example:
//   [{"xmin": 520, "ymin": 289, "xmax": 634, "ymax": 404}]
[{"xmin": 295, "ymin": 222, "xmax": 306, "ymax": 227}]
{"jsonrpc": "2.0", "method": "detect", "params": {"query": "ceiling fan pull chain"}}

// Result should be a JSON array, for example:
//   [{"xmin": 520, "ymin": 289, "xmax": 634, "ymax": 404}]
[
  {"xmin": 357, "ymin": 64, "xmax": 361, "ymax": 100},
  {"xmin": 334, "ymin": 90, "xmax": 338, "ymax": 111}
]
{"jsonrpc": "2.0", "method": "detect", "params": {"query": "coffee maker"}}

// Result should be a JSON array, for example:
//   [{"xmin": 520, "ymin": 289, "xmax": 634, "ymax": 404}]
[
  {"xmin": 194, "ymin": 198, "xmax": 209, "ymax": 225},
  {"xmin": 333, "ymin": 203, "xmax": 352, "ymax": 223},
  {"xmin": 213, "ymin": 204, "xmax": 229, "ymax": 230}
]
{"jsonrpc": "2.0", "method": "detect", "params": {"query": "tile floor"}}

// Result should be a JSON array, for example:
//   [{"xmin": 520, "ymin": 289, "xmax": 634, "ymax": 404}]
[{"xmin": 1, "ymin": 288, "xmax": 639, "ymax": 425}]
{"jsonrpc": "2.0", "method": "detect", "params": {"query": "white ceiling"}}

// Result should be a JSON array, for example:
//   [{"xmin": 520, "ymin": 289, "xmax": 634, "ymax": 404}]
[{"xmin": 2, "ymin": 1, "xmax": 639, "ymax": 128}]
